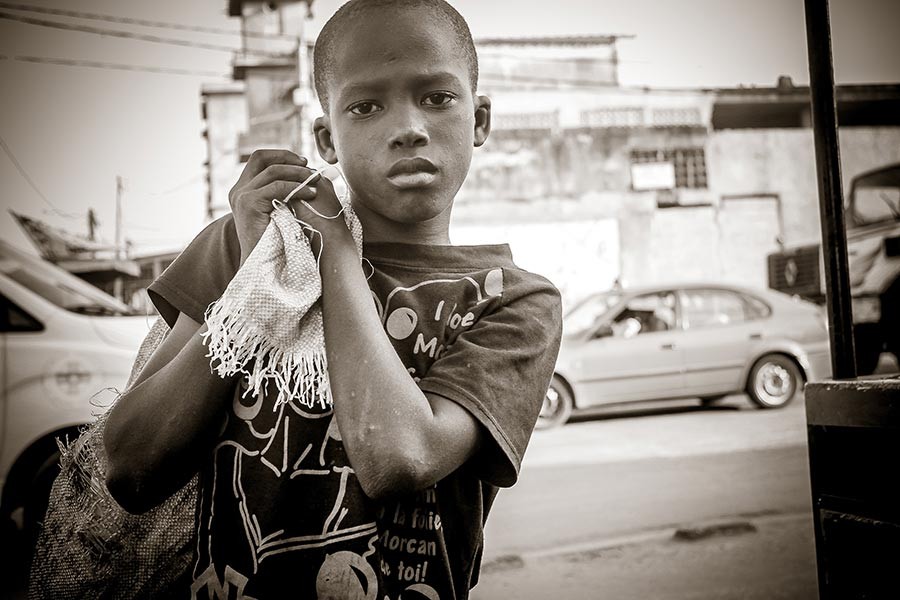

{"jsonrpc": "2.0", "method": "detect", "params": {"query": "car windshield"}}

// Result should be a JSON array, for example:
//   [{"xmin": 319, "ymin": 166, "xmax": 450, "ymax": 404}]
[
  {"xmin": 0, "ymin": 243, "xmax": 137, "ymax": 316},
  {"xmin": 563, "ymin": 292, "xmax": 621, "ymax": 338},
  {"xmin": 851, "ymin": 165, "xmax": 900, "ymax": 227}
]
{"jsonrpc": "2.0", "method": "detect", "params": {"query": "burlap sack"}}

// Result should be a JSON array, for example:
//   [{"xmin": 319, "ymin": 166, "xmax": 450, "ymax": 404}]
[{"xmin": 28, "ymin": 317, "xmax": 198, "ymax": 599}]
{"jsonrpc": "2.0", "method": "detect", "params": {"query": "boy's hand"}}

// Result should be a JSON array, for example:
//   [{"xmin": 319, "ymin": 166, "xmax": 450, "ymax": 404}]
[
  {"xmin": 229, "ymin": 149, "xmax": 320, "ymax": 265},
  {"xmin": 289, "ymin": 173, "xmax": 355, "ymax": 259}
]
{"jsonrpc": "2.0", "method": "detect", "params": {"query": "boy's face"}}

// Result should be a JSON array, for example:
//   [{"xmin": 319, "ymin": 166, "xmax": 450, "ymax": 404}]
[{"xmin": 313, "ymin": 6, "xmax": 490, "ymax": 235}]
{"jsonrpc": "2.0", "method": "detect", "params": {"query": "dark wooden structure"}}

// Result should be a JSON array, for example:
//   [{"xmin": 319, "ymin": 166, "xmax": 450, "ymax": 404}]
[{"xmin": 803, "ymin": 1, "xmax": 900, "ymax": 597}]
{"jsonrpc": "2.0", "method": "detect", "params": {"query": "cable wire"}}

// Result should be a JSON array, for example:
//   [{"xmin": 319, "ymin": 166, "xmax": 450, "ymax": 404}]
[
  {"xmin": 0, "ymin": 10, "xmax": 294, "ymax": 59},
  {"xmin": 0, "ymin": 133, "xmax": 81, "ymax": 218},
  {"xmin": 10, "ymin": 54, "xmax": 228, "ymax": 77},
  {"xmin": 0, "ymin": 1, "xmax": 296, "ymax": 40}
]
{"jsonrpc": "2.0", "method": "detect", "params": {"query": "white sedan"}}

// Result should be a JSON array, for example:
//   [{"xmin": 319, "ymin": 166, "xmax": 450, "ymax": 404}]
[{"xmin": 539, "ymin": 283, "xmax": 832, "ymax": 428}]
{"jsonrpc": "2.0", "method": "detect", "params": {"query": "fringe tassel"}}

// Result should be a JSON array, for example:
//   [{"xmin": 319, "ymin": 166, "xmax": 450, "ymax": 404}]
[{"xmin": 203, "ymin": 295, "xmax": 332, "ymax": 410}]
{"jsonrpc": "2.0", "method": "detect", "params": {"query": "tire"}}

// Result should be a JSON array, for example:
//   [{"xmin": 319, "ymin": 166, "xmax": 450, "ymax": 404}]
[
  {"xmin": 536, "ymin": 376, "xmax": 574, "ymax": 429},
  {"xmin": 854, "ymin": 323, "xmax": 883, "ymax": 375},
  {"xmin": 747, "ymin": 354, "xmax": 803, "ymax": 409}
]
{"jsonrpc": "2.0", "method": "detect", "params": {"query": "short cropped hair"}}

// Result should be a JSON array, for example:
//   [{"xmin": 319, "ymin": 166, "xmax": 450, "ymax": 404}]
[{"xmin": 313, "ymin": 0, "xmax": 479, "ymax": 112}]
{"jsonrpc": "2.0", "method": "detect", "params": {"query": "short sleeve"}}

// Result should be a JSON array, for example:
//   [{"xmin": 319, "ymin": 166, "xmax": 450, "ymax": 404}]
[
  {"xmin": 148, "ymin": 213, "xmax": 240, "ymax": 327},
  {"xmin": 417, "ymin": 272, "xmax": 562, "ymax": 488}
]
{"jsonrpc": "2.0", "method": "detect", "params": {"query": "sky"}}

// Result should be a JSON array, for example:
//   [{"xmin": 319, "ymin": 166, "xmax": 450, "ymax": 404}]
[{"xmin": 1, "ymin": 0, "xmax": 898, "ymax": 254}]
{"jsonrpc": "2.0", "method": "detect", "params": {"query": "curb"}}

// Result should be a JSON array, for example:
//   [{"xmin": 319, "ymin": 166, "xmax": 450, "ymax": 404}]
[{"xmin": 481, "ymin": 510, "xmax": 811, "ymax": 573}]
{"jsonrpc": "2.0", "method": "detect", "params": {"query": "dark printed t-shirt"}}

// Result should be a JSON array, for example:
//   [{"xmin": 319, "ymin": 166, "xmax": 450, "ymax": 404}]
[{"xmin": 148, "ymin": 214, "xmax": 562, "ymax": 600}]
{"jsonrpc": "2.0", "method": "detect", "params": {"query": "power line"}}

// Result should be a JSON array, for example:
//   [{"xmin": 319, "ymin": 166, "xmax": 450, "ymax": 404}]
[
  {"xmin": 136, "ymin": 173, "xmax": 206, "ymax": 196},
  {"xmin": 12, "ymin": 54, "xmax": 228, "ymax": 78},
  {"xmin": 0, "ymin": 133, "xmax": 81, "ymax": 218},
  {"xmin": 4, "ymin": 53, "xmax": 299, "ymax": 81},
  {"xmin": 0, "ymin": 10, "xmax": 294, "ymax": 59},
  {"xmin": 0, "ymin": 1, "xmax": 296, "ymax": 40}
]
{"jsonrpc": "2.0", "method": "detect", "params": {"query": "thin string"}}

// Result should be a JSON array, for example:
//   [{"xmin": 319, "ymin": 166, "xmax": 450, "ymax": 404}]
[
  {"xmin": 361, "ymin": 257, "xmax": 375, "ymax": 281},
  {"xmin": 271, "ymin": 164, "xmax": 371, "ymax": 279}
]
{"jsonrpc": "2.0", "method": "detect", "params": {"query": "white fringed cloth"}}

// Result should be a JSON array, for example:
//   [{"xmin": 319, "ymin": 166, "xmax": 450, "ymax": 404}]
[{"xmin": 202, "ymin": 201, "xmax": 363, "ymax": 409}]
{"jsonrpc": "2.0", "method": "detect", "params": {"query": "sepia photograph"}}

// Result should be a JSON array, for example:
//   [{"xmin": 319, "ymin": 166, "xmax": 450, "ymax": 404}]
[{"xmin": 1, "ymin": 0, "xmax": 899, "ymax": 598}]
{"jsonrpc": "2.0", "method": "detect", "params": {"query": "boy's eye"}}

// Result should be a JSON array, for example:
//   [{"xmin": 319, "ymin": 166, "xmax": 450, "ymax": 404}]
[
  {"xmin": 348, "ymin": 101, "xmax": 382, "ymax": 116},
  {"xmin": 422, "ymin": 92, "xmax": 456, "ymax": 107}
]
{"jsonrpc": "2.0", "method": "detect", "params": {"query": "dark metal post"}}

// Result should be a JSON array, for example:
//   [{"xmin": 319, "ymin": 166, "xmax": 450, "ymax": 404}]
[{"xmin": 803, "ymin": 0, "xmax": 857, "ymax": 379}]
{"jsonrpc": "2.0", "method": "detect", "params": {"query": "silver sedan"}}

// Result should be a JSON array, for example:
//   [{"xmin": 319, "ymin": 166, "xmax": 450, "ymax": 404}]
[{"xmin": 539, "ymin": 283, "xmax": 832, "ymax": 428}]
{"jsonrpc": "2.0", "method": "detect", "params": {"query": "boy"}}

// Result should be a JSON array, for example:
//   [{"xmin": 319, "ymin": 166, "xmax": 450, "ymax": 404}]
[{"xmin": 103, "ymin": 0, "xmax": 562, "ymax": 598}]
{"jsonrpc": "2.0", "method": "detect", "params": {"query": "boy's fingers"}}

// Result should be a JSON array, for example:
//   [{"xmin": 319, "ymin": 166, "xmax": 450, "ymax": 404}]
[
  {"xmin": 234, "ymin": 149, "xmax": 308, "ymax": 188},
  {"xmin": 247, "ymin": 165, "xmax": 319, "ymax": 191},
  {"xmin": 290, "ymin": 176, "xmax": 340, "ymax": 217},
  {"xmin": 258, "ymin": 180, "xmax": 318, "ymax": 204},
  {"xmin": 312, "ymin": 175, "xmax": 336, "ymax": 199},
  {"xmin": 231, "ymin": 180, "xmax": 316, "ymax": 215}
]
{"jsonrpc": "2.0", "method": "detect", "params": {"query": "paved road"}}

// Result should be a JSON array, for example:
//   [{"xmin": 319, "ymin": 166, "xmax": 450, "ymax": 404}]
[
  {"xmin": 482, "ymin": 393, "xmax": 813, "ymax": 560},
  {"xmin": 471, "ymin": 391, "xmax": 820, "ymax": 598},
  {"xmin": 474, "ymin": 513, "xmax": 818, "ymax": 600}
]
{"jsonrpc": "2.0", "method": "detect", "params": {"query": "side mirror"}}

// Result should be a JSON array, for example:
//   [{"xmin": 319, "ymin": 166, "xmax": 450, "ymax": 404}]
[{"xmin": 592, "ymin": 323, "xmax": 614, "ymax": 339}]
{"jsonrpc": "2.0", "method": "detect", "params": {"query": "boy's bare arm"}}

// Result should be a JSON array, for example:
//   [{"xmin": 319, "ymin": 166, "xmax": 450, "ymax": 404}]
[
  {"xmin": 103, "ymin": 314, "xmax": 236, "ymax": 513},
  {"xmin": 313, "ymin": 215, "xmax": 484, "ymax": 500},
  {"xmin": 104, "ymin": 150, "xmax": 321, "ymax": 513}
]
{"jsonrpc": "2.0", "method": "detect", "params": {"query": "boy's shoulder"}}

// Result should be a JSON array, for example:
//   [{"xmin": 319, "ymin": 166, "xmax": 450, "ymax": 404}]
[
  {"xmin": 363, "ymin": 240, "xmax": 562, "ymax": 327},
  {"xmin": 149, "ymin": 214, "xmax": 240, "ymax": 326}
]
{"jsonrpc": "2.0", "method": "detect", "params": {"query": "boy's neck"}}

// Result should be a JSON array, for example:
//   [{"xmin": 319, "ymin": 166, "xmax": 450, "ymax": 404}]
[{"xmin": 351, "ymin": 197, "xmax": 453, "ymax": 245}]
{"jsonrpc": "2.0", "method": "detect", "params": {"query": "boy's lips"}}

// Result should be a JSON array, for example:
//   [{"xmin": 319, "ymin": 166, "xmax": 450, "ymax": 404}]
[
  {"xmin": 387, "ymin": 157, "xmax": 438, "ymax": 176},
  {"xmin": 387, "ymin": 157, "xmax": 438, "ymax": 187}
]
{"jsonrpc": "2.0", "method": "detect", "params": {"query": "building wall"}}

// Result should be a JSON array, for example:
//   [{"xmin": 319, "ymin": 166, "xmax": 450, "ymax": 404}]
[
  {"xmin": 456, "ymin": 121, "xmax": 900, "ymax": 303},
  {"xmin": 203, "ymin": 87, "xmax": 248, "ymax": 220},
  {"xmin": 709, "ymin": 127, "xmax": 900, "ymax": 247},
  {"xmin": 239, "ymin": 65, "xmax": 300, "ymax": 160},
  {"xmin": 478, "ymin": 39, "xmax": 619, "ymax": 89}
]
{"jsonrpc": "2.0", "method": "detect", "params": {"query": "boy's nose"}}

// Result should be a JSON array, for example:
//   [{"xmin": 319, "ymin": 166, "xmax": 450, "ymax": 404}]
[{"xmin": 389, "ymin": 120, "xmax": 430, "ymax": 149}]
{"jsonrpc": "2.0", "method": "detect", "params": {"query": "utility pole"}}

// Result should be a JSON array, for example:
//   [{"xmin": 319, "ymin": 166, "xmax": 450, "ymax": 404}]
[
  {"xmin": 115, "ymin": 175, "xmax": 124, "ymax": 260},
  {"xmin": 87, "ymin": 208, "xmax": 98, "ymax": 241}
]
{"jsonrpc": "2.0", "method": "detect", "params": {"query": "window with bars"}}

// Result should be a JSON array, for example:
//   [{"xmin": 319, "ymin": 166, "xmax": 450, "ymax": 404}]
[{"xmin": 630, "ymin": 148, "xmax": 708, "ymax": 189}]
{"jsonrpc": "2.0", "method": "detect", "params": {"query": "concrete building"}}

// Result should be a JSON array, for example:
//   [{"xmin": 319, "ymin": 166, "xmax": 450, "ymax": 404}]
[
  {"xmin": 201, "ymin": 81, "xmax": 248, "ymax": 219},
  {"xmin": 203, "ymin": 0, "xmax": 314, "ymax": 220},
  {"xmin": 452, "ymin": 70, "xmax": 900, "ymax": 305}
]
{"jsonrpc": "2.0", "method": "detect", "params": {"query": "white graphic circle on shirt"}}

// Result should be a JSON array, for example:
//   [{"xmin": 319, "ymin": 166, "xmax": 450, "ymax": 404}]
[
  {"xmin": 401, "ymin": 583, "xmax": 440, "ymax": 600},
  {"xmin": 316, "ymin": 551, "xmax": 377, "ymax": 600},
  {"xmin": 485, "ymin": 268, "xmax": 504, "ymax": 296},
  {"xmin": 386, "ymin": 306, "xmax": 418, "ymax": 340},
  {"xmin": 232, "ymin": 377, "xmax": 264, "ymax": 421}
]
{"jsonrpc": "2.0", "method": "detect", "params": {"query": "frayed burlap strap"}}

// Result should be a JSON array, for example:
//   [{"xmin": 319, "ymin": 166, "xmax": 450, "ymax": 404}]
[
  {"xmin": 202, "ymin": 201, "xmax": 363, "ymax": 410},
  {"xmin": 29, "ymin": 316, "xmax": 199, "ymax": 600}
]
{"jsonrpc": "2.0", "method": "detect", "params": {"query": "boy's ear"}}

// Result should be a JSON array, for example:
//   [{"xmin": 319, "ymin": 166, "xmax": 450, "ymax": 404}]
[
  {"xmin": 313, "ymin": 115, "xmax": 338, "ymax": 164},
  {"xmin": 473, "ymin": 94, "xmax": 491, "ymax": 147}
]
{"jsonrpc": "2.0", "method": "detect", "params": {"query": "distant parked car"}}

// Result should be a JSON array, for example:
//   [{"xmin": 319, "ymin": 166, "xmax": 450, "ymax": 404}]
[
  {"xmin": 539, "ymin": 283, "xmax": 832, "ymax": 428},
  {"xmin": 0, "ymin": 240, "xmax": 150, "ymax": 543}
]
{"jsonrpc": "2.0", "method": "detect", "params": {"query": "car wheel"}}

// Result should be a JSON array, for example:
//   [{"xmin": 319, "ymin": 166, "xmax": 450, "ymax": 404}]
[
  {"xmin": 22, "ymin": 450, "xmax": 62, "ymax": 553},
  {"xmin": 536, "ymin": 376, "xmax": 574, "ymax": 429},
  {"xmin": 747, "ymin": 354, "xmax": 802, "ymax": 409}
]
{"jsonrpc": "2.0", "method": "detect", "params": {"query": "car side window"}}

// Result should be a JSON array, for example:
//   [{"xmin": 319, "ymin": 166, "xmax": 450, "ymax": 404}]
[
  {"xmin": 611, "ymin": 292, "xmax": 676, "ymax": 338},
  {"xmin": 679, "ymin": 289, "xmax": 747, "ymax": 329},
  {"xmin": 0, "ymin": 293, "xmax": 44, "ymax": 333},
  {"xmin": 743, "ymin": 294, "xmax": 772, "ymax": 319}
]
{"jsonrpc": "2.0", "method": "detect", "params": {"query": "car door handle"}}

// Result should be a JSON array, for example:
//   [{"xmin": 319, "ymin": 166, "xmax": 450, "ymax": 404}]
[
  {"xmin": 749, "ymin": 333, "xmax": 762, "ymax": 340},
  {"xmin": 660, "ymin": 343, "xmax": 676, "ymax": 350}
]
